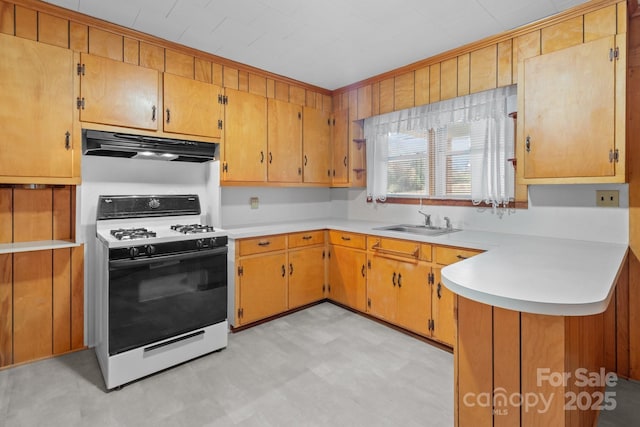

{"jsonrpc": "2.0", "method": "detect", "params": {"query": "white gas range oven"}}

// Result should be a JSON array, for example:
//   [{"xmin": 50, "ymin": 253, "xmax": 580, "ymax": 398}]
[{"xmin": 94, "ymin": 194, "xmax": 228, "ymax": 390}]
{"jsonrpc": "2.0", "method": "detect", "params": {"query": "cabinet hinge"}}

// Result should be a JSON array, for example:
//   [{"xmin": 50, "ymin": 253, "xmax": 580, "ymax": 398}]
[
  {"xmin": 322, "ymin": 250, "xmax": 325, "ymax": 259},
  {"xmin": 427, "ymin": 272, "xmax": 434, "ymax": 285},
  {"xmin": 76, "ymin": 63, "xmax": 85, "ymax": 76},
  {"xmin": 223, "ymin": 162, "xmax": 229, "ymax": 173},
  {"xmin": 76, "ymin": 97, "xmax": 85, "ymax": 110},
  {"xmin": 238, "ymin": 265, "xmax": 243, "ymax": 276},
  {"xmin": 238, "ymin": 308, "xmax": 243, "ymax": 318},
  {"xmin": 609, "ymin": 149, "xmax": 619, "ymax": 163},
  {"xmin": 367, "ymin": 259, "xmax": 371, "ymax": 269},
  {"xmin": 322, "ymin": 284, "xmax": 325, "ymax": 293},
  {"xmin": 327, "ymin": 284, "xmax": 331, "ymax": 293},
  {"xmin": 367, "ymin": 298, "xmax": 371, "ymax": 308},
  {"xmin": 610, "ymin": 47, "xmax": 620, "ymax": 61},
  {"xmin": 218, "ymin": 119, "xmax": 223, "ymax": 130},
  {"xmin": 218, "ymin": 94, "xmax": 228, "ymax": 104},
  {"xmin": 298, "ymin": 112, "xmax": 302, "ymax": 119}
]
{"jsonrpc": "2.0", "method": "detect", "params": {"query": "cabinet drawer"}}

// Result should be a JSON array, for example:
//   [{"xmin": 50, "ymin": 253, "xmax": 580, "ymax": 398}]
[
  {"xmin": 368, "ymin": 236, "xmax": 420, "ymax": 260},
  {"xmin": 420, "ymin": 244, "xmax": 432, "ymax": 262},
  {"xmin": 434, "ymin": 246, "xmax": 482, "ymax": 265},
  {"xmin": 289, "ymin": 230, "xmax": 325, "ymax": 248},
  {"xmin": 328, "ymin": 230, "xmax": 366, "ymax": 249},
  {"xmin": 238, "ymin": 235, "xmax": 286, "ymax": 256}
]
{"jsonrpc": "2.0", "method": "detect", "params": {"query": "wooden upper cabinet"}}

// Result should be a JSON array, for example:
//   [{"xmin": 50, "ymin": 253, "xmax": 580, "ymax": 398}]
[
  {"xmin": 79, "ymin": 53, "xmax": 159, "ymax": 130},
  {"xmin": 522, "ymin": 35, "xmax": 620, "ymax": 180},
  {"xmin": 331, "ymin": 109, "xmax": 349, "ymax": 185},
  {"xmin": 0, "ymin": 34, "xmax": 74, "ymax": 180},
  {"xmin": 303, "ymin": 106, "xmax": 332, "ymax": 184},
  {"xmin": 163, "ymin": 73, "xmax": 222, "ymax": 138},
  {"xmin": 267, "ymin": 98, "xmax": 302, "ymax": 183},
  {"xmin": 223, "ymin": 88, "xmax": 267, "ymax": 182},
  {"xmin": 394, "ymin": 72, "xmax": 415, "ymax": 111}
]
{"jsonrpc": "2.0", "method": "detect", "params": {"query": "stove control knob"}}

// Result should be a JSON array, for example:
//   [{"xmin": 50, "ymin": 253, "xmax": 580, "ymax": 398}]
[
  {"xmin": 209, "ymin": 237, "xmax": 217, "ymax": 247},
  {"xmin": 146, "ymin": 244, "xmax": 156, "ymax": 255},
  {"xmin": 196, "ymin": 238, "xmax": 205, "ymax": 249},
  {"xmin": 129, "ymin": 247, "xmax": 139, "ymax": 258}
]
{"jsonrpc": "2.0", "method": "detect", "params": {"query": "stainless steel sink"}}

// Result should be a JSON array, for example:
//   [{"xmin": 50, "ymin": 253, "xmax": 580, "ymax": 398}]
[{"xmin": 374, "ymin": 224, "xmax": 460, "ymax": 236}]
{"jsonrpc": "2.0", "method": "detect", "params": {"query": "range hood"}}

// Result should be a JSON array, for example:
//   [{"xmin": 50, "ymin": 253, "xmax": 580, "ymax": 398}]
[{"xmin": 82, "ymin": 129, "xmax": 217, "ymax": 163}]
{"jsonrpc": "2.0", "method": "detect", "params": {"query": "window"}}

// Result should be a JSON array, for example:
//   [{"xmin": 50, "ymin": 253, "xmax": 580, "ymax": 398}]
[{"xmin": 365, "ymin": 85, "xmax": 516, "ymax": 207}]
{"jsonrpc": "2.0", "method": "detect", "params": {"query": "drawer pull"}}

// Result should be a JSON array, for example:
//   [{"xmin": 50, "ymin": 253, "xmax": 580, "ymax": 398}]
[
  {"xmin": 361, "ymin": 264, "xmax": 365, "ymax": 277},
  {"xmin": 397, "ymin": 273, "xmax": 402, "ymax": 288},
  {"xmin": 302, "ymin": 235, "xmax": 313, "ymax": 240},
  {"xmin": 371, "ymin": 241, "xmax": 419, "ymax": 259},
  {"xmin": 456, "ymin": 254, "xmax": 468, "ymax": 260},
  {"xmin": 437, "ymin": 283, "xmax": 442, "ymax": 299},
  {"xmin": 289, "ymin": 263, "xmax": 294, "ymax": 275},
  {"xmin": 257, "ymin": 241, "xmax": 271, "ymax": 247},
  {"xmin": 341, "ymin": 236, "xmax": 351, "ymax": 241},
  {"xmin": 392, "ymin": 272, "xmax": 397, "ymax": 287},
  {"xmin": 281, "ymin": 264, "xmax": 285, "ymax": 277}
]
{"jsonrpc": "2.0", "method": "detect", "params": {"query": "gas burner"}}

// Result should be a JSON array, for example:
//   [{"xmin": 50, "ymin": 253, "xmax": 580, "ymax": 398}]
[
  {"xmin": 170, "ymin": 224, "xmax": 216, "ymax": 234},
  {"xmin": 110, "ymin": 227, "xmax": 157, "ymax": 240}
]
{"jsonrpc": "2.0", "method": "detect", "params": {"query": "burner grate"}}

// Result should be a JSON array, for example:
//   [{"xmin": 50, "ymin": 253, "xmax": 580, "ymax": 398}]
[
  {"xmin": 170, "ymin": 224, "xmax": 215, "ymax": 234},
  {"xmin": 110, "ymin": 227, "xmax": 157, "ymax": 240}
]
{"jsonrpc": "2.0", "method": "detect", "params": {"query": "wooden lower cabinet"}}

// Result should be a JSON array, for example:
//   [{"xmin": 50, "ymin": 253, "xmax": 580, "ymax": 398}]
[
  {"xmin": 431, "ymin": 268, "xmax": 455, "ymax": 345},
  {"xmin": 327, "ymin": 244, "xmax": 367, "ymax": 312},
  {"xmin": 237, "ymin": 252, "xmax": 287, "ymax": 325},
  {"xmin": 289, "ymin": 246, "xmax": 325, "ymax": 309},
  {"xmin": 0, "ymin": 246, "xmax": 84, "ymax": 367}
]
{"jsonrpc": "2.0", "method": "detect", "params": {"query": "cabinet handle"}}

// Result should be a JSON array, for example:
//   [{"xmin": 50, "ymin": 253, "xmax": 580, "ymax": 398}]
[
  {"xmin": 269, "ymin": 152, "xmax": 273, "ymax": 164},
  {"xmin": 456, "ymin": 254, "xmax": 468, "ymax": 260},
  {"xmin": 64, "ymin": 131, "xmax": 71, "ymax": 150},
  {"xmin": 361, "ymin": 264, "xmax": 365, "ymax": 277},
  {"xmin": 151, "ymin": 105, "xmax": 156, "ymax": 122},
  {"xmin": 298, "ymin": 167, "xmax": 302, "ymax": 175},
  {"xmin": 257, "ymin": 241, "xmax": 270, "ymax": 247},
  {"xmin": 341, "ymin": 236, "xmax": 351, "ymax": 241},
  {"xmin": 437, "ymin": 283, "xmax": 442, "ymax": 299},
  {"xmin": 289, "ymin": 263, "xmax": 293, "ymax": 275},
  {"xmin": 260, "ymin": 151, "xmax": 264, "ymax": 163},
  {"xmin": 398, "ymin": 273, "xmax": 402, "ymax": 288},
  {"xmin": 304, "ymin": 155, "xmax": 308, "ymax": 166},
  {"xmin": 302, "ymin": 235, "xmax": 313, "ymax": 240},
  {"xmin": 281, "ymin": 264, "xmax": 285, "ymax": 277},
  {"xmin": 392, "ymin": 272, "xmax": 397, "ymax": 287},
  {"xmin": 343, "ymin": 156, "xmax": 347, "ymax": 167},
  {"xmin": 166, "ymin": 108, "xmax": 171, "ymax": 124},
  {"xmin": 525, "ymin": 135, "xmax": 531, "ymax": 153}
]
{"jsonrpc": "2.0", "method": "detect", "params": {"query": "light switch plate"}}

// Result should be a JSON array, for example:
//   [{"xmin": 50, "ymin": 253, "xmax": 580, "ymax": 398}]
[
  {"xmin": 596, "ymin": 190, "xmax": 619, "ymax": 207},
  {"xmin": 250, "ymin": 197, "xmax": 259, "ymax": 209}
]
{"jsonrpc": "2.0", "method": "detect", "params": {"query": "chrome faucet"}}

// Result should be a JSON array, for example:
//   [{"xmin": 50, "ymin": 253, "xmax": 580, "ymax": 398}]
[
  {"xmin": 418, "ymin": 210, "xmax": 431, "ymax": 227},
  {"xmin": 444, "ymin": 216, "xmax": 452, "ymax": 230}
]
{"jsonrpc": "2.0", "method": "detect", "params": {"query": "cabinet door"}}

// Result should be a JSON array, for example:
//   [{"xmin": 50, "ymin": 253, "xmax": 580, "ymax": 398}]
[
  {"xmin": 238, "ymin": 253, "xmax": 287, "ymax": 325},
  {"xmin": 0, "ymin": 253, "xmax": 11, "ymax": 367},
  {"xmin": 289, "ymin": 246, "xmax": 325, "ymax": 308},
  {"xmin": 0, "ymin": 34, "xmax": 74, "ymax": 179},
  {"xmin": 523, "ymin": 36, "xmax": 616, "ymax": 179},
  {"xmin": 80, "ymin": 53, "xmax": 159, "ymax": 130},
  {"xmin": 163, "ymin": 73, "xmax": 222, "ymax": 138},
  {"xmin": 328, "ymin": 245, "xmax": 367, "ymax": 312},
  {"xmin": 267, "ymin": 99, "xmax": 302, "ymax": 182},
  {"xmin": 303, "ymin": 107, "xmax": 332, "ymax": 184},
  {"xmin": 332, "ymin": 109, "xmax": 349, "ymax": 185},
  {"xmin": 223, "ymin": 88, "xmax": 267, "ymax": 182},
  {"xmin": 366, "ymin": 255, "xmax": 398, "ymax": 323},
  {"xmin": 431, "ymin": 268, "xmax": 456, "ymax": 346},
  {"xmin": 396, "ymin": 262, "xmax": 431, "ymax": 337}
]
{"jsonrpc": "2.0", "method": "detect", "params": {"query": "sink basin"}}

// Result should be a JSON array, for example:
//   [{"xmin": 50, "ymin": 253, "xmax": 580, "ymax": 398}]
[{"xmin": 374, "ymin": 224, "xmax": 460, "ymax": 236}]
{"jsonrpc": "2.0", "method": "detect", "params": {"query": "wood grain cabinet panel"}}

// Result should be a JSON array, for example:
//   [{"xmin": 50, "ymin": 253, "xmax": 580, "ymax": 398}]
[
  {"xmin": 395, "ymin": 261, "xmax": 431, "ymax": 337},
  {"xmin": 0, "ymin": 188, "xmax": 11, "ymax": 243},
  {"xmin": 331, "ymin": 109, "xmax": 349, "ymax": 185},
  {"xmin": 267, "ymin": 98, "xmax": 302, "ymax": 183},
  {"xmin": 0, "ymin": 253, "xmax": 11, "ymax": 367},
  {"xmin": 38, "ymin": 13, "xmax": 69, "ymax": 48},
  {"xmin": 429, "ymin": 63, "xmax": 441, "ymax": 103},
  {"xmin": 237, "ymin": 252, "xmax": 287, "ymax": 325},
  {"xmin": 431, "ymin": 268, "xmax": 455, "ymax": 345},
  {"xmin": 53, "ymin": 248, "xmax": 71, "ymax": 355},
  {"xmin": 165, "ymin": 49, "xmax": 194, "ymax": 79},
  {"xmin": 13, "ymin": 250, "xmax": 53, "ymax": 364},
  {"xmin": 14, "ymin": 5, "xmax": 36, "ymax": 41},
  {"xmin": 289, "ymin": 246, "xmax": 325, "ymax": 309},
  {"xmin": 415, "ymin": 66, "xmax": 430, "ymax": 106},
  {"xmin": 357, "ymin": 85, "xmax": 372, "ymax": 119},
  {"xmin": 238, "ymin": 235, "xmax": 286, "ymax": 257},
  {"xmin": 88, "ymin": 27, "xmax": 123, "ymax": 62},
  {"xmin": 328, "ymin": 244, "xmax": 367, "ymax": 312},
  {"xmin": 440, "ymin": 58, "xmax": 458, "ymax": 100},
  {"xmin": 584, "ymin": 4, "xmax": 617, "ymax": 42},
  {"xmin": 13, "ymin": 188, "xmax": 53, "ymax": 243},
  {"xmin": 0, "ymin": 34, "xmax": 75, "ymax": 180},
  {"xmin": 457, "ymin": 53, "xmax": 470, "ymax": 96},
  {"xmin": 541, "ymin": 16, "xmax": 583, "ymax": 55},
  {"xmin": 0, "ymin": 1, "xmax": 14, "ymax": 35},
  {"xmin": 522, "ymin": 35, "xmax": 619, "ymax": 180},
  {"xmin": 497, "ymin": 40, "xmax": 513, "ymax": 87},
  {"xmin": 379, "ymin": 78, "xmax": 394, "ymax": 114},
  {"xmin": 223, "ymin": 88, "xmax": 267, "ymax": 182},
  {"xmin": 163, "ymin": 73, "xmax": 223, "ymax": 138},
  {"xmin": 367, "ymin": 255, "xmax": 398, "ymax": 323},
  {"xmin": 79, "ymin": 53, "xmax": 159, "ymax": 131},
  {"xmin": 303, "ymin": 106, "xmax": 332, "ymax": 184},
  {"xmin": 394, "ymin": 72, "xmax": 415, "ymax": 111},
  {"xmin": 288, "ymin": 230, "xmax": 324, "ymax": 248},
  {"xmin": 470, "ymin": 45, "xmax": 497, "ymax": 93}
]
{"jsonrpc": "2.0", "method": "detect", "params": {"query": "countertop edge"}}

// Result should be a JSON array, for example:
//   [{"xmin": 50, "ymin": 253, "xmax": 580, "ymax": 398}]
[{"xmin": 0, "ymin": 240, "xmax": 83, "ymax": 254}]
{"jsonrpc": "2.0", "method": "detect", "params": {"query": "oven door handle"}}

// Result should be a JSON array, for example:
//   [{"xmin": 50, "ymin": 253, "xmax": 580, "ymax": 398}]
[{"xmin": 109, "ymin": 247, "xmax": 228, "ymax": 270}]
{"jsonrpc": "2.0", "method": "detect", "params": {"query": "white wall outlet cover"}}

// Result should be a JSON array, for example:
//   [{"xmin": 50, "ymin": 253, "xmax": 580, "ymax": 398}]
[{"xmin": 250, "ymin": 197, "xmax": 259, "ymax": 209}]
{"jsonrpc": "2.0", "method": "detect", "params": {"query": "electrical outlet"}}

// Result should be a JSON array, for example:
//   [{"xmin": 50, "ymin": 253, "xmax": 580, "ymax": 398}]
[
  {"xmin": 250, "ymin": 197, "xmax": 259, "ymax": 209},
  {"xmin": 596, "ymin": 190, "xmax": 619, "ymax": 207}
]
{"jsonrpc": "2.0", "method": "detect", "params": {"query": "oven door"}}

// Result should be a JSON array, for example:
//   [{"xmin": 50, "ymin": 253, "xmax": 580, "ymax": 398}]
[{"xmin": 108, "ymin": 247, "xmax": 227, "ymax": 355}]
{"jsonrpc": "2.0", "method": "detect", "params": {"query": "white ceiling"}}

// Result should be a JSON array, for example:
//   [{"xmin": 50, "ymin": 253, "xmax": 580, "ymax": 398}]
[{"xmin": 42, "ymin": 0, "xmax": 590, "ymax": 90}]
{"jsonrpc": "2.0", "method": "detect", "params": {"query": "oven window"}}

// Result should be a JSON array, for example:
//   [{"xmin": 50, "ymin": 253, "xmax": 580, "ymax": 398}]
[{"xmin": 108, "ymin": 251, "xmax": 227, "ymax": 355}]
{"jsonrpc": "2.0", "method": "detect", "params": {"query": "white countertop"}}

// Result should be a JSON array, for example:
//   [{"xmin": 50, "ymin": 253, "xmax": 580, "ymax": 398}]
[
  {"xmin": 0, "ymin": 240, "xmax": 82, "ymax": 254},
  {"xmin": 224, "ymin": 218, "xmax": 628, "ymax": 316}
]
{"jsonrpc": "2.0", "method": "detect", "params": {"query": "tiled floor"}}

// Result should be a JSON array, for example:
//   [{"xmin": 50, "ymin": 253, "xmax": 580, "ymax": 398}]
[{"xmin": 0, "ymin": 303, "xmax": 454, "ymax": 426}]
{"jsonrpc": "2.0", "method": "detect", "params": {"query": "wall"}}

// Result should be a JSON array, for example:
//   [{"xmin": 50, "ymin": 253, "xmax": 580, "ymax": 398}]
[
  {"xmin": 331, "ymin": 184, "xmax": 629, "ymax": 244},
  {"xmin": 80, "ymin": 155, "xmax": 220, "ymax": 346},
  {"xmin": 221, "ymin": 187, "xmax": 333, "ymax": 228}
]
